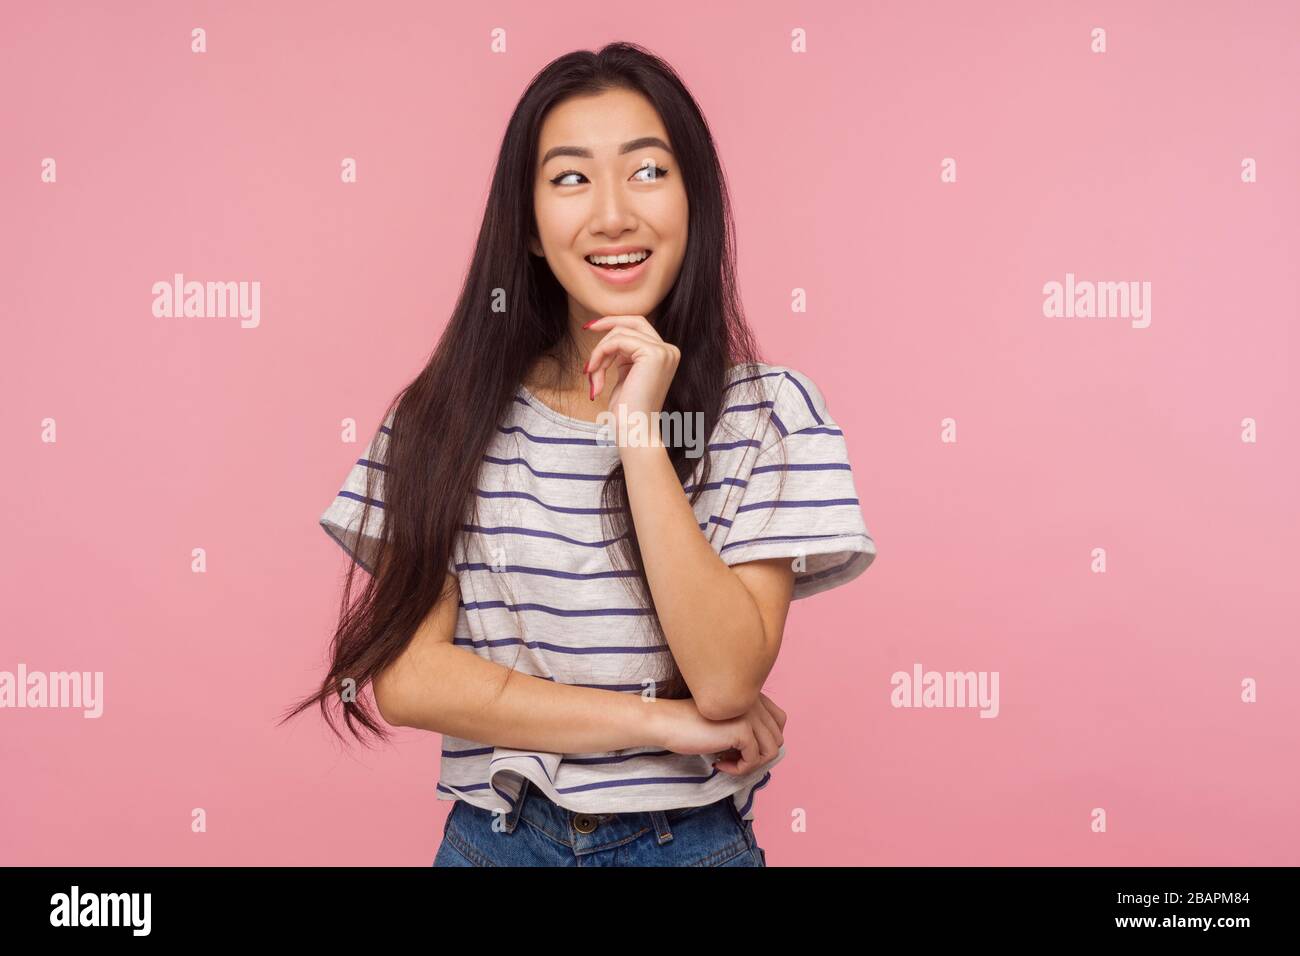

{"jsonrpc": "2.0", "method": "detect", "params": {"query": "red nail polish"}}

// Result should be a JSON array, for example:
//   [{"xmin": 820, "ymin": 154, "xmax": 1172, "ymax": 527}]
[{"xmin": 582, "ymin": 319, "xmax": 595, "ymax": 329}]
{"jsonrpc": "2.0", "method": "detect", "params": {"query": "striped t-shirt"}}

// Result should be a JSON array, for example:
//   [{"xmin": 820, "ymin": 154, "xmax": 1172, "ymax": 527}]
[{"xmin": 320, "ymin": 362, "xmax": 877, "ymax": 822}]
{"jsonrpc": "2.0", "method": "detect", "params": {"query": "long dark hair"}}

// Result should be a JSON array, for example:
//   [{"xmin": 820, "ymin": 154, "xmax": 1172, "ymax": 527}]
[{"xmin": 282, "ymin": 41, "xmax": 765, "ymax": 745}]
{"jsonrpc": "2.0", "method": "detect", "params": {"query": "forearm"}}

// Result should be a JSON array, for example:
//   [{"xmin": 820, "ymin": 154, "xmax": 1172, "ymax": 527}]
[
  {"xmin": 620, "ymin": 442, "xmax": 768, "ymax": 715},
  {"xmin": 384, "ymin": 641, "xmax": 669, "ymax": 754}
]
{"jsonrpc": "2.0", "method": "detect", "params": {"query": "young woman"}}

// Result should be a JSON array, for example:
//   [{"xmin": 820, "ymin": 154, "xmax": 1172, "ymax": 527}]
[{"xmin": 287, "ymin": 42, "xmax": 877, "ymax": 867}]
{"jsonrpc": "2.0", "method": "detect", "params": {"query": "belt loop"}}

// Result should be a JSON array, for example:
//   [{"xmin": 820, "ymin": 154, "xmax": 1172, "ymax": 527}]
[
  {"xmin": 650, "ymin": 809, "xmax": 674, "ymax": 845},
  {"xmin": 500, "ymin": 778, "xmax": 530, "ymax": 834}
]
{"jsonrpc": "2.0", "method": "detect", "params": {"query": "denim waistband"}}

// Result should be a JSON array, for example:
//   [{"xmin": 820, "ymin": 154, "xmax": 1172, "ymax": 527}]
[{"xmin": 488, "ymin": 778, "xmax": 734, "ymax": 854}]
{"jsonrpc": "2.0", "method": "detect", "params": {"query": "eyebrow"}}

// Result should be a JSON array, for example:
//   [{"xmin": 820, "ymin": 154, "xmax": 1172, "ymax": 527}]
[{"xmin": 540, "ymin": 137, "xmax": 673, "ymax": 165}]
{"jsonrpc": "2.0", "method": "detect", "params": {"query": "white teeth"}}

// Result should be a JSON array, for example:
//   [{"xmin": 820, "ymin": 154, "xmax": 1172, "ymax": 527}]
[{"xmin": 586, "ymin": 250, "xmax": 650, "ymax": 265}]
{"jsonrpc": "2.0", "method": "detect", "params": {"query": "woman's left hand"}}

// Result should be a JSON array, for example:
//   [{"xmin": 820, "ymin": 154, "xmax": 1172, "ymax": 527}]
[{"xmin": 582, "ymin": 314, "xmax": 680, "ymax": 418}]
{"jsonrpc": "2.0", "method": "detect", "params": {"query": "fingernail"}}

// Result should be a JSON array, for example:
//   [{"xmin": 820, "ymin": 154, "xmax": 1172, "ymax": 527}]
[{"xmin": 582, "ymin": 319, "xmax": 595, "ymax": 329}]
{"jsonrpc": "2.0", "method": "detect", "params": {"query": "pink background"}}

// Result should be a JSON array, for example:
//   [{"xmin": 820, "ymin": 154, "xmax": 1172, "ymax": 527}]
[{"xmin": 3, "ymin": 1, "xmax": 1298, "ymax": 866}]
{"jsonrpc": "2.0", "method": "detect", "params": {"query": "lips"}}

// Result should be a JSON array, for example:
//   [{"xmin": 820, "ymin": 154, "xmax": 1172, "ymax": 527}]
[
  {"xmin": 584, "ymin": 249, "xmax": 652, "ymax": 269},
  {"xmin": 584, "ymin": 249, "xmax": 652, "ymax": 286}
]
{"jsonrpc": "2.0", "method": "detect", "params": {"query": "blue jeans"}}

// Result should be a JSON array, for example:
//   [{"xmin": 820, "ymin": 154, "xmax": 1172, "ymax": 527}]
[{"xmin": 433, "ymin": 778, "xmax": 768, "ymax": 867}]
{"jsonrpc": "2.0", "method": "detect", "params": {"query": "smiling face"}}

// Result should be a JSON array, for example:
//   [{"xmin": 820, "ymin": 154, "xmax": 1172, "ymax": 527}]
[{"xmin": 529, "ymin": 87, "xmax": 688, "ymax": 326}]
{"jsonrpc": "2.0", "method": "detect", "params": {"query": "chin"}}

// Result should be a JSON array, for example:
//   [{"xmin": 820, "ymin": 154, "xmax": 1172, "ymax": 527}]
[{"xmin": 586, "ymin": 290, "xmax": 656, "ymax": 315}]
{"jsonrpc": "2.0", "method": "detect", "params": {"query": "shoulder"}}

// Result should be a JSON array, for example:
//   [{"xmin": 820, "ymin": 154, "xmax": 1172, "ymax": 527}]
[
  {"xmin": 353, "ymin": 407, "xmax": 398, "ymax": 471},
  {"xmin": 375, "ymin": 406, "xmax": 398, "ymax": 442},
  {"xmin": 725, "ymin": 362, "xmax": 835, "ymax": 435}
]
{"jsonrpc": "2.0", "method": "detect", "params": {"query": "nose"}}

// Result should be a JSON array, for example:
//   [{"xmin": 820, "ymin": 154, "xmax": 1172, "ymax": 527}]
[{"xmin": 588, "ymin": 174, "xmax": 639, "ymax": 237}]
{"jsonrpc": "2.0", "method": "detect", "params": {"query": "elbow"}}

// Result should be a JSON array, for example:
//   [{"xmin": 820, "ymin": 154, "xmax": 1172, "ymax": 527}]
[
  {"xmin": 688, "ymin": 645, "xmax": 775, "ymax": 723},
  {"xmin": 693, "ymin": 682, "xmax": 761, "ymax": 722},
  {"xmin": 689, "ymin": 623, "xmax": 775, "ymax": 721},
  {"xmin": 371, "ymin": 667, "xmax": 408, "ymax": 728}
]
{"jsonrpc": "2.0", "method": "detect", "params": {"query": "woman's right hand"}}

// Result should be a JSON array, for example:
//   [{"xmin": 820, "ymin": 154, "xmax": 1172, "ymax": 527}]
[{"xmin": 653, "ymin": 693, "xmax": 787, "ymax": 776}]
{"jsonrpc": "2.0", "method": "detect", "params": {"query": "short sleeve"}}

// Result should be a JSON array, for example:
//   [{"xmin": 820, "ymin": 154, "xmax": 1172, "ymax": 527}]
[
  {"xmin": 717, "ymin": 369, "xmax": 877, "ymax": 599},
  {"xmin": 319, "ymin": 411, "xmax": 394, "ymax": 575}
]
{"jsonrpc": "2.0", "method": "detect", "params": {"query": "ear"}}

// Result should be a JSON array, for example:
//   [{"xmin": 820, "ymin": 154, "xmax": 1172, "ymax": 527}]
[{"xmin": 528, "ymin": 235, "xmax": 544, "ymax": 257}]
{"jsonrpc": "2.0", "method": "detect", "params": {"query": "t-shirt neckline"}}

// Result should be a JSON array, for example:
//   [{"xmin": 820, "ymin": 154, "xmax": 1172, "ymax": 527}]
[
  {"xmin": 515, "ymin": 363, "xmax": 770, "ymax": 433},
  {"xmin": 516, "ymin": 383, "xmax": 606, "ymax": 433}
]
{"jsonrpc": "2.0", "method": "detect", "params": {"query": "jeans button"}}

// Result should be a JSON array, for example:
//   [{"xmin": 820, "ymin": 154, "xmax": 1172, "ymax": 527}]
[{"xmin": 573, "ymin": 813, "xmax": 598, "ymax": 834}]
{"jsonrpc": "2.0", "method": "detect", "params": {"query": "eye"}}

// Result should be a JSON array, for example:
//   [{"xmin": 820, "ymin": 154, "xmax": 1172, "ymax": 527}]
[
  {"xmin": 548, "ymin": 163, "xmax": 671, "ymax": 186},
  {"xmin": 550, "ymin": 170, "xmax": 588, "ymax": 186},
  {"xmin": 632, "ymin": 161, "xmax": 670, "ymax": 182}
]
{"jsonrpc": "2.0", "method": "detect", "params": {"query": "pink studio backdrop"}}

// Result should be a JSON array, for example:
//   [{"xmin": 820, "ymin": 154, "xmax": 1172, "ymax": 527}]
[{"xmin": 3, "ymin": 1, "xmax": 1298, "ymax": 866}]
